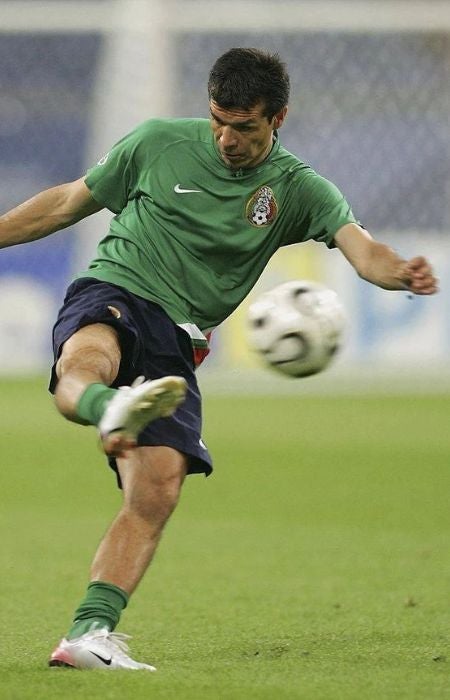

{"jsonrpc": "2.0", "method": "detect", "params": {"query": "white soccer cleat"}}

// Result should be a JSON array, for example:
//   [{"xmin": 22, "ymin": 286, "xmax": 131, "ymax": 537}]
[
  {"xmin": 49, "ymin": 628, "xmax": 156, "ymax": 671},
  {"xmin": 99, "ymin": 375, "xmax": 187, "ymax": 455}
]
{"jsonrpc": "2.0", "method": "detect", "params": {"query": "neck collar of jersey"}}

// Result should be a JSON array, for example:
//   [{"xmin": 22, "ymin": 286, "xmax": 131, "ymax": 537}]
[{"xmin": 210, "ymin": 131, "xmax": 281, "ymax": 176}]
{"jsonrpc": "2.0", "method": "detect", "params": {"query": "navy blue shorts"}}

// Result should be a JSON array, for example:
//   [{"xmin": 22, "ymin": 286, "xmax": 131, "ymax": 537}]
[{"xmin": 49, "ymin": 278, "xmax": 213, "ymax": 481}]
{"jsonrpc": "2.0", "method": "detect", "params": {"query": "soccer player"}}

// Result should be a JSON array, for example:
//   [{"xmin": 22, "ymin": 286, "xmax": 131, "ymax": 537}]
[{"xmin": 0, "ymin": 48, "xmax": 438, "ymax": 671}]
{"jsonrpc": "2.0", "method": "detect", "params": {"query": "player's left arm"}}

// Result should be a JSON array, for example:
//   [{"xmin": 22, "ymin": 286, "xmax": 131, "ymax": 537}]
[{"xmin": 334, "ymin": 223, "xmax": 439, "ymax": 295}]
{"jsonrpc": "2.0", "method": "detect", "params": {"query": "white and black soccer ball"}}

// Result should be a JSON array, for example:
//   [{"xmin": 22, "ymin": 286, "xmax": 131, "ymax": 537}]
[{"xmin": 247, "ymin": 280, "xmax": 346, "ymax": 378}]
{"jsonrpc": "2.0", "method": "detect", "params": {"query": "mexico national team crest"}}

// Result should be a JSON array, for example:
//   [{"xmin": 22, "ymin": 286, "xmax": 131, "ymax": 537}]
[{"xmin": 246, "ymin": 185, "xmax": 278, "ymax": 227}]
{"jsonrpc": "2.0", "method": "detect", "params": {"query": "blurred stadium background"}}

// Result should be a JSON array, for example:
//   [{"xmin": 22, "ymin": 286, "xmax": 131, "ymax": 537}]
[{"xmin": 1, "ymin": 0, "xmax": 449, "ymax": 391}]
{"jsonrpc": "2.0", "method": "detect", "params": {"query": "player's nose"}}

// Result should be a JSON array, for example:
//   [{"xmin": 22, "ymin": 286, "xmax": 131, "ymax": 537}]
[{"xmin": 219, "ymin": 126, "xmax": 239, "ymax": 150}]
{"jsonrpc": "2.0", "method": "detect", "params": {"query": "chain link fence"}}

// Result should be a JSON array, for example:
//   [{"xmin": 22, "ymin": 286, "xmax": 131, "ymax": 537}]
[{"xmin": 176, "ymin": 31, "xmax": 450, "ymax": 232}]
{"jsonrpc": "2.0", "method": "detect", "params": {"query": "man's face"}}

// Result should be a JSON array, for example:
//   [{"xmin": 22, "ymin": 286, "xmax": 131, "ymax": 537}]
[{"xmin": 209, "ymin": 100, "xmax": 287, "ymax": 170}]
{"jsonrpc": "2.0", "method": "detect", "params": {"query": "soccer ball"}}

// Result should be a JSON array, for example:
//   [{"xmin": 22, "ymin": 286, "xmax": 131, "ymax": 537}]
[{"xmin": 247, "ymin": 280, "xmax": 345, "ymax": 378}]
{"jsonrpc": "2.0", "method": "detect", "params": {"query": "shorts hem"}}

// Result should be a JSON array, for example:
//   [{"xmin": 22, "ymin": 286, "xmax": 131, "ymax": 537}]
[{"xmin": 108, "ymin": 438, "xmax": 213, "ymax": 486}]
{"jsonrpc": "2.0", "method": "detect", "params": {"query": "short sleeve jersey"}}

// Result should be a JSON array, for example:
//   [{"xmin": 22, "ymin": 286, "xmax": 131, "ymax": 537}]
[{"xmin": 81, "ymin": 118, "xmax": 357, "ymax": 344}]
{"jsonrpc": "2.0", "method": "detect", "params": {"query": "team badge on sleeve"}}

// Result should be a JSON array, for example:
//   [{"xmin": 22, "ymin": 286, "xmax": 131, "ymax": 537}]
[{"xmin": 246, "ymin": 185, "xmax": 278, "ymax": 227}]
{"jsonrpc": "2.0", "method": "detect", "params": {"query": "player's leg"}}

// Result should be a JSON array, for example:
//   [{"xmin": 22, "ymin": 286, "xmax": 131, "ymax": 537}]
[
  {"xmin": 90, "ymin": 445, "xmax": 187, "ymax": 593},
  {"xmin": 49, "ymin": 281, "xmax": 209, "ymax": 670},
  {"xmin": 50, "ymin": 445, "xmax": 187, "ymax": 671},
  {"xmin": 54, "ymin": 322, "xmax": 121, "ymax": 421},
  {"xmin": 53, "ymin": 322, "xmax": 187, "ymax": 456}
]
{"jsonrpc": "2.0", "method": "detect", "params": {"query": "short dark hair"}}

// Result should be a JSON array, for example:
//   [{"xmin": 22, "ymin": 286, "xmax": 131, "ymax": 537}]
[{"xmin": 208, "ymin": 48, "xmax": 290, "ymax": 120}]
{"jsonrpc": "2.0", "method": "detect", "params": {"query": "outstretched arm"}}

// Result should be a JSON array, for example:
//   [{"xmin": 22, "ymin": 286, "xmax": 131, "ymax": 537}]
[
  {"xmin": 0, "ymin": 177, "xmax": 103, "ymax": 249},
  {"xmin": 334, "ymin": 223, "xmax": 438, "ymax": 296}
]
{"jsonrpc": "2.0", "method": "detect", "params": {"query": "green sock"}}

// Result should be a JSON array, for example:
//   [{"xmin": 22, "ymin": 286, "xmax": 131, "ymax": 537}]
[
  {"xmin": 67, "ymin": 581, "xmax": 129, "ymax": 640},
  {"xmin": 76, "ymin": 384, "xmax": 116, "ymax": 426}
]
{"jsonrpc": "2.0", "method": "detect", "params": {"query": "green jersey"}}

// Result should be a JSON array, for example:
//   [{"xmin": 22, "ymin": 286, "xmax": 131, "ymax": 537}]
[{"xmin": 81, "ymin": 118, "xmax": 356, "ymax": 345}]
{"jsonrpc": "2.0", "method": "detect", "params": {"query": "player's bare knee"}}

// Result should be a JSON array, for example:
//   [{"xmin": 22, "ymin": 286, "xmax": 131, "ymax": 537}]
[
  {"xmin": 153, "ymin": 470, "xmax": 185, "ymax": 510},
  {"xmin": 134, "ymin": 470, "xmax": 184, "ymax": 523},
  {"xmin": 57, "ymin": 344, "xmax": 117, "ymax": 380},
  {"xmin": 57, "ymin": 324, "xmax": 121, "ymax": 383},
  {"xmin": 120, "ymin": 448, "xmax": 187, "ymax": 524}
]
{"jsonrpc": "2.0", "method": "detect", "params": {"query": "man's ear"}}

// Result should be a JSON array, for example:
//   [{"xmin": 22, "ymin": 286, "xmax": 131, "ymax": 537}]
[{"xmin": 272, "ymin": 106, "xmax": 288, "ymax": 129}]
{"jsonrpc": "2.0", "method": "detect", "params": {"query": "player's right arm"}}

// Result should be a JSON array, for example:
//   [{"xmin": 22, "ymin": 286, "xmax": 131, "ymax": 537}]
[{"xmin": 0, "ymin": 177, "xmax": 103, "ymax": 249}]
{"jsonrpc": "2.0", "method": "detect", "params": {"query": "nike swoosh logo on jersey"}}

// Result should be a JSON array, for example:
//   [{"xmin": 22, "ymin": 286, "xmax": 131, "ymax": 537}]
[
  {"xmin": 90, "ymin": 651, "xmax": 112, "ymax": 665},
  {"xmin": 174, "ymin": 184, "xmax": 202, "ymax": 194}
]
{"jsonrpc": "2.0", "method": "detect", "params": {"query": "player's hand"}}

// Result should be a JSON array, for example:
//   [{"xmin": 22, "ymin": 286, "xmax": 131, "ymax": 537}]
[
  {"xmin": 399, "ymin": 256, "xmax": 439, "ymax": 295},
  {"xmin": 100, "ymin": 432, "xmax": 136, "ymax": 458}
]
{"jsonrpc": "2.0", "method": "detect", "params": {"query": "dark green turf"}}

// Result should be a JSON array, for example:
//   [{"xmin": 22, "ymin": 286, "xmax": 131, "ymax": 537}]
[{"xmin": 1, "ymin": 377, "xmax": 449, "ymax": 699}]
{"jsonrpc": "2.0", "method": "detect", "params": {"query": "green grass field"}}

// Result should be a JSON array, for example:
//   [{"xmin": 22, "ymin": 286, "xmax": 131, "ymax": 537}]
[{"xmin": 1, "ymin": 376, "xmax": 450, "ymax": 699}]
